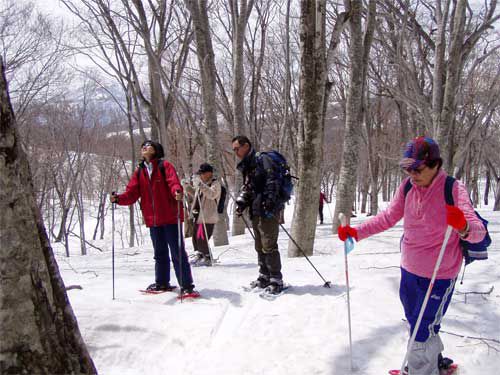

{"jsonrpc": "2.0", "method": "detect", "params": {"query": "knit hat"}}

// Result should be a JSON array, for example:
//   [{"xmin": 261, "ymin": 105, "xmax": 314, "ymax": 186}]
[
  {"xmin": 196, "ymin": 163, "xmax": 214, "ymax": 174},
  {"xmin": 399, "ymin": 136, "xmax": 440, "ymax": 171},
  {"xmin": 141, "ymin": 140, "xmax": 164, "ymax": 159}
]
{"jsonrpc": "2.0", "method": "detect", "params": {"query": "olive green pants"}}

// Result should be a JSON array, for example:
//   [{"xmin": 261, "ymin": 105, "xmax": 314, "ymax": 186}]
[{"xmin": 251, "ymin": 216, "xmax": 282, "ymax": 282}]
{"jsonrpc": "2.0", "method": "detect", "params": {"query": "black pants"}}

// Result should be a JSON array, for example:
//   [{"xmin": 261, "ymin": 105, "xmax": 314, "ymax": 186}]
[
  {"xmin": 149, "ymin": 224, "xmax": 194, "ymax": 289},
  {"xmin": 319, "ymin": 205, "xmax": 324, "ymax": 224},
  {"xmin": 192, "ymin": 222, "xmax": 214, "ymax": 257}
]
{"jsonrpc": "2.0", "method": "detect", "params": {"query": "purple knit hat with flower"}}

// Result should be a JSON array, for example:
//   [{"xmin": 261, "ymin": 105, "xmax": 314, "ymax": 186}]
[{"xmin": 399, "ymin": 136, "xmax": 440, "ymax": 171}]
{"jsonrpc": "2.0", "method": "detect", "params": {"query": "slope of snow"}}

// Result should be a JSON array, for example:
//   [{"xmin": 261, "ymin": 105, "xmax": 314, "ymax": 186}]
[{"xmin": 57, "ymin": 202, "xmax": 500, "ymax": 375}]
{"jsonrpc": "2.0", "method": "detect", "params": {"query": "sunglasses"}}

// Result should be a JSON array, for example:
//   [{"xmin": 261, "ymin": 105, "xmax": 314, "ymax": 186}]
[
  {"xmin": 142, "ymin": 142, "xmax": 153, "ymax": 149},
  {"xmin": 403, "ymin": 164, "xmax": 427, "ymax": 175}
]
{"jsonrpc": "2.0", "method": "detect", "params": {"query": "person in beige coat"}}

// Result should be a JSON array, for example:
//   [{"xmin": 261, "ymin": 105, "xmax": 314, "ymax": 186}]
[{"xmin": 184, "ymin": 163, "xmax": 221, "ymax": 266}]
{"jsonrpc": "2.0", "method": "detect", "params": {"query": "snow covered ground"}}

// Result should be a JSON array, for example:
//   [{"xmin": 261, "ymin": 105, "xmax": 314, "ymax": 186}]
[{"xmin": 56, "ymin": 201, "xmax": 500, "ymax": 375}]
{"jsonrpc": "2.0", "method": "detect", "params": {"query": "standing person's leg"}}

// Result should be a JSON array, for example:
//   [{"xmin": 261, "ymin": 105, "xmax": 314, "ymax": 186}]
[
  {"xmin": 190, "ymin": 222, "xmax": 204, "ymax": 265},
  {"xmin": 319, "ymin": 205, "xmax": 324, "ymax": 224},
  {"xmin": 257, "ymin": 216, "xmax": 282, "ymax": 290},
  {"xmin": 403, "ymin": 269, "xmax": 456, "ymax": 375},
  {"xmin": 191, "ymin": 223, "xmax": 214, "ymax": 266},
  {"xmin": 149, "ymin": 226, "xmax": 171, "ymax": 287},
  {"xmin": 164, "ymin": 223, "xmax": 194, "ymax": 290},
  {"xmin": 251, "ymin": 217, "xmax": 270, "ymax": 287},
  {"xmin": 196, "ymin": 224, "xmax": 214, "ymax": 256},
  {"xmin": 199, "ymin": 223, "xmax": 214, "ymax": 263}
]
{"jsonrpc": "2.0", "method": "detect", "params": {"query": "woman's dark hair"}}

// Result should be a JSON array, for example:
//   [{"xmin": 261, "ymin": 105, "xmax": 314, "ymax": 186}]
[
  {"xmin": 141, "ymin": 139, "xmax": 165, "ymax": 159},
  {"xmin": 426, "ymin": 158, "xmax": 443, "ymax": 169},
  {"xmin": 232, "ymin": 135, "xmax": 252, "ymax": 148}
]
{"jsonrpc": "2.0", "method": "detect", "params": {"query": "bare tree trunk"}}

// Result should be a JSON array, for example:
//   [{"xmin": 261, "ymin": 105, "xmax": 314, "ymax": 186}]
[
  {"xmin": 437, "ymin": 0, "xmax": 466, "ymax": 171},
  {"xmin": 186, "ymin": 0, "xmax": 228, "ymax": 246},
  {"xmin": 279, "ymin": 0, "xmax": 292, "ymax": 151},
  {"xmin": 288, "ymin": 0, "xmax": 327, "ymax": 257},
  {"xmin": 333, "ymin": 0, "xmax": 375, "ymax": 229},
  {"xmin": 431, "ymin": 0, "xmax": 451, "ymax": 137},
  {"xmin": 0, "ymin": 58, "xmax": 96, "ymax": 375},
  {"xmin": 484, "ymin": 168, "xmax": 490, "ymax": 206},
  {"xmin": 229, "ymin": 0, "xmax": 255, "ymax": 236}
]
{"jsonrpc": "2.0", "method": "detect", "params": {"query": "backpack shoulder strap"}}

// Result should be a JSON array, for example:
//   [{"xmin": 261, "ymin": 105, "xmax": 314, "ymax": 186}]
[
  {"xmin": 403, "ymin": 179, "xmax": 412, "ymax": 198},
  {"xmin": 444, "ymin": 176, "xmax": 455, "ymax": 206}
]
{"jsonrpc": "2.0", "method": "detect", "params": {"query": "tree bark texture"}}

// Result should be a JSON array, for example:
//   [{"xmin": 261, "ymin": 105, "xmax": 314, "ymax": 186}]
[
  {"xmin": 333, "ymin": 0, "xmax": 369, "ymax": 229},
  {"xmin": 0, "ymin": 60, "xmax": 96, "ymax": 374},
  {"xmin": 288, "ymin": 0, "xmax": 327, "ymax": 257},
  {"xmin": 186, "ymin": 0, "xmax": 228, "ymax": 246},
  {"xmin": 437, "ymin": 0, "xmax": 466, "ymax": 171}
]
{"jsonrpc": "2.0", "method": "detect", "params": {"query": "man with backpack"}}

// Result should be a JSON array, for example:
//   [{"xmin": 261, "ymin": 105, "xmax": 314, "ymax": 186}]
[
  {"xmin": 183, "ymin": 163, "xmax": 222, "ymax": 267},
  {"xmin": 110, "ymin": 140, "xmax": 199, "ymax": 297},
  {"xmin": 232, "ymin": 135, "xmax": 286, "ymax": 295},
  {"xmin": 338, "ymin": 137, "xmax": 487, "ymax": 375}
]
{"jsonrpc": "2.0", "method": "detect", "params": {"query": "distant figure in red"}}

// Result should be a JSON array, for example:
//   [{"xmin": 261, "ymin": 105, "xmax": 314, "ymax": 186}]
[{"xmin": 319, "ymin": 191, "xmax": 329, "ymax": 224}]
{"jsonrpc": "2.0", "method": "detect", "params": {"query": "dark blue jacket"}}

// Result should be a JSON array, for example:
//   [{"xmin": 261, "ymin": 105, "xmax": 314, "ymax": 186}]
[{"xmin": 237, "ymin": 148, "xmax": 283, "ymax": 218}]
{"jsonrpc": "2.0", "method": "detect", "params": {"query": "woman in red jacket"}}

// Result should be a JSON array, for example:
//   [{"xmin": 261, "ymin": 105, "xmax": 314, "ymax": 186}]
[{"xmin": 111, "ymin": 140, "xmax": 197, "ymax": 297}]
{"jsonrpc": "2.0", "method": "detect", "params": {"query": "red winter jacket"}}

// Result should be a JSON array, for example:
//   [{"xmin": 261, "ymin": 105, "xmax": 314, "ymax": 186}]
[{"xmin": 116, "ymin": 159, "xmax": 184, "ymax": 227}]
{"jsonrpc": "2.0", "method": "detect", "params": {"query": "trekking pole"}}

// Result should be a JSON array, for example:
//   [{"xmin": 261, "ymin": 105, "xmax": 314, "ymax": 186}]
[
  {"xmin": 111, "ymin": 192, "xmax": 116, "ymax": 300},
  {"xmin": 238, "ymin": 211, "xmax": 256, "ymax": 240},
  {"xmin": 279, "ymin": 224, "xmax": 331, "ymax": 288},
  {"xmin": 224, "ymin": 184, "xmax": 256, "ymax": 240},
  {"xmin": 177, "ymin": 198, "xmax": 184, "ymax": 302},
  {"xmin": 399, "ymin": 225, "xmax": 453, "ymax": 375},
  {"xmin": 339, "ymin": 213, "xmax": 354, "ymax": 371}
]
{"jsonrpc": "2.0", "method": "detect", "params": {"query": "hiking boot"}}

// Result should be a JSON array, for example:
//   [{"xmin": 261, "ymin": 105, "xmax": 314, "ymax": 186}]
[
  {"xmin": 189, "ymin": 251, "xmax": 204, "ymax": 265},
  {"xmin": 264, "ymin": 280, "xmax": 284, "ymax": 295},
  {"xmin": 438, "ymin": 353, "xmax": 453, "ymax": 370},
  {"xmin": 179, "ymin": 285, "xmax": 200, "ymax": 298},
  {"xmin": 146, "ymin": 283, "xmax": 174, "ymax": 292},
  {"xmin": 249, "ymin": 275, "xmax": 270, "ymax": 289},
  {"xmin": 197, "ymin": 255, "xmax": 212, "ymax": 267},
  {"xmin": 264, "ymin": 284, "xmax": 283, "ymax": 295}
]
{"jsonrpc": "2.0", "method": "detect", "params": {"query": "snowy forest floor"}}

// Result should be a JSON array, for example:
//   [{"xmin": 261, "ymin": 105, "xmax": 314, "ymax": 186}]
[{"xmin": 57, "ymin": 203, "xmax": 500, "ymax": 375}]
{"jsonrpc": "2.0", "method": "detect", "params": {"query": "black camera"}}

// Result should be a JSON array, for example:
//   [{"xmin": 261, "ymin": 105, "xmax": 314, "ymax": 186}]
[{"xmin": 235, "ymin": 188, "xmax": 253, "ymax": 212}]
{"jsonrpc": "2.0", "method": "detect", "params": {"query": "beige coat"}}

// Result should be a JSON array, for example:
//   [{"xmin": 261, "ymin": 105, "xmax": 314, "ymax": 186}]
[{"xmin": 186, "ymin": 177, "xmax": 221, "ymax": 224}]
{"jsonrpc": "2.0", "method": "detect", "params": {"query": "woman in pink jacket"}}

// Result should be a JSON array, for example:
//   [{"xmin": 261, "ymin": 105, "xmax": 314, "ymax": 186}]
[{"xmin": 338, "ymin": 137, "xmax": 486, "ymax": 375}]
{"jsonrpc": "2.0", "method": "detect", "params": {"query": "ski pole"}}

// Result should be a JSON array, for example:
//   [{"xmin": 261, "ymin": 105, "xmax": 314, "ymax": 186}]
[
  {"xmin": 399, "ymin": 225, "xmax": 453, "ymax": 375},
  {"xmin": 177, "ymin": 198, "xmax": 184, "ymax": 302},
  {"xmin": 238, "ymin": 210, "xmax": 256, "ymax": 240},
  {"xmin": 111, "ymin": 192, "xmax": 116, "ymax": 300},
  {"xmin": 224, "ymin": 182, "xmax": 256, "ymax": 240},
  {"xmin": 339, "ymin": 213, "xmax": 354, "ymax": 371},
  {"xmin": 279, "ymin": 224, "xmax": 331, "ymax": 288}
]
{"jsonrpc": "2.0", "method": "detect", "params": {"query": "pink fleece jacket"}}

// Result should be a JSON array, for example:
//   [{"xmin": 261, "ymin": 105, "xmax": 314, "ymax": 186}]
[{"xmin": 356, "ymin": 170, "xmax": 486, "ymax": 279}]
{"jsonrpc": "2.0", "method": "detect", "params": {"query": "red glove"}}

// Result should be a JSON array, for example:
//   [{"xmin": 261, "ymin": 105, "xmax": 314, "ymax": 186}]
[
  {"xmin": 446, "ymin": 205, "xmax": 467, "ymax": 231},
  {"xmin": 338, "ymin": 225, "xmax": 358, "ymax": 241}
]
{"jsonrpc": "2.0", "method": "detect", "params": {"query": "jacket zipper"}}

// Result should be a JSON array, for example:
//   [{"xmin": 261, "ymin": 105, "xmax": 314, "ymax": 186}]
[{"xmin": 145, "ymin": 167, "xmax": 156, "ymax": 226}]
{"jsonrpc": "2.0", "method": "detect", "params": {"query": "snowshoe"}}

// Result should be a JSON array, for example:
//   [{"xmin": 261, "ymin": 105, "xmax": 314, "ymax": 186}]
[
  {"xmin": 189, "ymin": 251, "xmax": 205, "ymax": 265},
  {"xmin": 140, "ymin": 283, "xmax": 177, "ymax": 294},
  {"xmin": 177, "ymin": 286, "xmax": 201, "ymax": 300},
  {"xmin": 249, "ymin": 276, "xmax": 271, "ymax": 289},
  {"xmin": 259, "ymin": 283, "xmax": 290, "ymax": 300},
  {"xmin": 192, "ymin": 256, "xmax": 212, "ymax": 267},
  {"xmin": 388, "ymin": 363, "xmax": 458, "ymax": 375}
]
